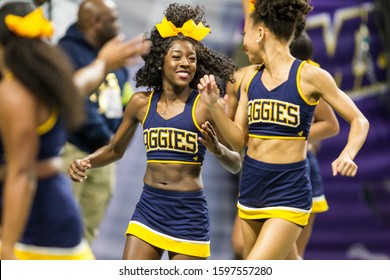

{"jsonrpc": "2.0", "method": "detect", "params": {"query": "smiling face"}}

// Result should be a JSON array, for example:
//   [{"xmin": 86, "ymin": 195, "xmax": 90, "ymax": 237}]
[
  {"xmin": 243, "ymin": 17, "xmax": 263, "ymax": 64},
  {"xmin": 162, "ymin": 39, "xmax": 197, "ymax": 89}
]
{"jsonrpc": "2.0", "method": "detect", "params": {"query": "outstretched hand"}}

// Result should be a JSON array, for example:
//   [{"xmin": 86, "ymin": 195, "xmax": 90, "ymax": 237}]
[
  {"xmin": 199, "ymin": 121, "xmax": 221, "ymax": 155},
  {"xmin": 68, "ymin": 159, "xmax": 91, "ymax": 182},
  {"xmin": 197, "ymin": 75, "xmax": 221, "ymax": 106},
  {"xmin": 98, "ymin": 33, "xmax": 151, "ymax": 72}
]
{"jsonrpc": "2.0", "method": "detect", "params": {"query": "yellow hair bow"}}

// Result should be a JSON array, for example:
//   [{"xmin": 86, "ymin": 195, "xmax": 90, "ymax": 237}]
[
  {"xmin": 249, "ymin": 0, "xmax": 255, "ymax": 13},
  {"xmin": 156, "ymin": 17, "xmax": 210, "ymax": 41},
  {"xmin": 5, "ymin": 7, "xmax": 54, "ymax": 39}
]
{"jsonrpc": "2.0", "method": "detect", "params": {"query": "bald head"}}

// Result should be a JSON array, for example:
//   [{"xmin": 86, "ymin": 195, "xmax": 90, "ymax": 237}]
[
  {"xmin": 78, "ymin": 0, "xmax": 116, "ymax": 28},
  {"xmin": 77, "ymin": 0, "xmax": 119, "ymax": 47}
]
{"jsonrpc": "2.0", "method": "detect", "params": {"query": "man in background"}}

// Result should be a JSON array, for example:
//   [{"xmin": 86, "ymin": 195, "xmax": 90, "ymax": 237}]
[{"xmin": 58, "ymin": 0, "xmax": 133, "ymax": 244}]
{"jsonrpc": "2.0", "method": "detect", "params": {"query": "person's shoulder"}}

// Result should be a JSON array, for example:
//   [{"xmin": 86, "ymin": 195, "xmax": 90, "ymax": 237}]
[
  {"xmin": 134, "ymin": 90, "xmax": 153, "ymax": 97},
  {"xmin": 234, "ymin": 65, "xmax": 256, "ymax": 78},
  {"xmin": 299, "ymin": 62, "xmax": 335, "ymax": 96},
  {"xmin": 0, "ymin": 78, "xmax": 35, "ymax": 108},
  {"xmin": 228, "ymin": 65, "xmax": 259, "ymax": 88},
  {"xmin": 238, "ymin": 64, "xmax": 262, "ymax": 80},
  {"xmin": 0, "ymin": 76, "xmax": 23, "ymax": 93},
  {"xmin": 129, "ymin": 91, "xmax": 153, "ymax": 104},
  {"xmin": 300, "ymin": 61, "xmax": 328, "ymax": 81},
  {"xmin": 57, "ymin": 24, "xmax": 86, "ymax": 47},
  {"xmin": 235, "ymin": 66, "xmax": 249, "ymax": 77},
  {"xmin": 240, "ymin": 64, "xmax": 262, "ymax": 88},
  {"xmin": 246, "ymin": 64, "xmax": 263, "ymax": 74}
]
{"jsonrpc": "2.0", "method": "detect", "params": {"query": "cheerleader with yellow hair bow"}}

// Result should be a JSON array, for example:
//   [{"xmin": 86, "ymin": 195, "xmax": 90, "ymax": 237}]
[
  {"xmin": 67, "ymin": 3, "xmax": 239, "ymax": 260},
  {"xmin": 0, "ymin": 1, "xmax": 150, "ymax": 260},
  {"xmin": 0, "ymin": 1, "xmax": 90, "ymax": 260},
  {"xmin": 4, "ymin": 7, "xmax": 53, "ymax": 38}
]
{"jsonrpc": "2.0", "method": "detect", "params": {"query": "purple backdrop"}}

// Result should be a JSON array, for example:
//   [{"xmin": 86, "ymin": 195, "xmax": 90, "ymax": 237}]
[{"xmin": 304, "ymin": 0, "xmax": 390, "ymax": 259}]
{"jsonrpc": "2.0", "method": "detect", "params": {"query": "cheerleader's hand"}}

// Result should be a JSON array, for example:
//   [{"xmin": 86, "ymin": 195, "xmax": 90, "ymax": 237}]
[
  {"xmin": 197, "ymin": 74, "xmax": 220, "ymax": 106},
  {"xmin": 68, "ymin": 159, "xmax": 91, "ymax": 182},
  {"xmin": 331, "ymin": 152, "xmax": 358, "ymax": 177},
  {"xmin": 199, "ymin": 121, "xmax": 222, "ymax": 156}
]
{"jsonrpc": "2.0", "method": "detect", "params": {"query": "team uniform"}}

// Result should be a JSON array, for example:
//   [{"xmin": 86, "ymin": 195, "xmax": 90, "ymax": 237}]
[
  {"xmin": 125, "ymin": 90, "xmax": 210, "ymax": 258},
  {"xmin": 234, "ymin": 64, "xmax": 328, "ymax": 214},
  {"xmin": 0, "ymin": 110, "xmax": 94, "ymax": 260},
  {"xmin": 237, "ymin": 59, "xmax": 317, "ymax": 227}
]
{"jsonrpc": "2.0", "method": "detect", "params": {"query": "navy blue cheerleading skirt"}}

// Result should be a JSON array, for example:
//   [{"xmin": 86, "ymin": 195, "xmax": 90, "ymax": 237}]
[
  {"xmin": 126, "ymin": 184, "xmax": 210, "ymax": 258},
  {"xmin": 1, "ymin": 174, "xmax": 94, "ymax": 259},
  {"xmin": 238, "ymin": 154, "xmax": 312, "ymax": 226}
]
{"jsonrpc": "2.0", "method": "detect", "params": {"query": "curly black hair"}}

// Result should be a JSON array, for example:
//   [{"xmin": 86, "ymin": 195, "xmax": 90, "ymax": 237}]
[
  {"xmin": 252, "ymin": 0, "xmax": 313, "ymax": 41},
  {"xmin": 136, "ymin": 3, "xmax": 237, "ymax": 93}
]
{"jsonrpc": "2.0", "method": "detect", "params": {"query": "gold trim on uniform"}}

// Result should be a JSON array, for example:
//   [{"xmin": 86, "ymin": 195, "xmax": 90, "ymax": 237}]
[
  {"xmin": 237, "ymin": 202, "xmax": 311, "ymax": 226},
  {"xmin": 142, "ymin": 91, "xmax": 154, "ymax": 125},
  {"xmin": 307, "ymin": 59, "xmax": 320, "ymax": 68},
  {"xmin": 296, "ymin": 61, "xmax": 319, "ymax": 106},
  {"xmin": 192, "ymin": 93, "xmax": 202, "ymax": 132},
  {"xmin": 245, "ymin": 66, "xmax": 261, "ymax": 93},
  {"xmin": 3, "ymin": 72, "xmax": 14, "ymax": 81},
  {"xmin": 249, "ymin": 134, "xmax": 306, "ymax": 140},
  {"xmin": 147, "ymin": 159, "xmax": 201, "ymax": 165},
  {"xmin": 126, "ymin": 221, "xmax": 210, "ymax": 258},
  {"xmin": 13, "ymin": 240, "xmax": 95, "ymax": 260},
  {"xmin": 37, "ymin": 109, "xmax": 58, "ymax": 135},
  {"xmin": 235, "ymin": 67, "xmax": 251, "ymax": 93},
  {"xmin": 312, "ymin": 195, "xmax": 329, "ymax": 213}
]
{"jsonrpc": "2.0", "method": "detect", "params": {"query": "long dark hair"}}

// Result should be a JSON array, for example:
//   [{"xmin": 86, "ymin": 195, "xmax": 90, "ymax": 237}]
[
  {"xmin": 0, "ymin": 1, "xmax": 84, "ymax": 131},
  {"xmin": 136, "ymin": 3, "xmax": 237, "ymax": 93}
]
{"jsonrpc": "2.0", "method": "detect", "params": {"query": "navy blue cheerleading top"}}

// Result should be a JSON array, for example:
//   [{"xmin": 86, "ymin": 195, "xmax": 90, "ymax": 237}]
[
  {"xmin": 142, "ymin": 90, "xmax": 207, "ymax": 165},
  {"xmin": 246, "ymin": 59, "xmax": 318, "ymax": 140}
]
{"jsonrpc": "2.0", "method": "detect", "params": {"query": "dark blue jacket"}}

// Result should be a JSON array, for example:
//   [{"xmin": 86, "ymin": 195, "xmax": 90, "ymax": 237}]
[{"xmin": 58, "ymin": 23, "xmax": 129, "ymax": 153}]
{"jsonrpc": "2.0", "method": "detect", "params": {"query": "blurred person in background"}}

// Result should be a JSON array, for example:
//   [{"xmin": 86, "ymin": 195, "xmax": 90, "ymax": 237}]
[
  {"xmin": 58, "ymin": 0, "xmax": 135, "ymax": 245},
  {"xmin": 0, "ymin": 0, "xmax": 150, "ymax": 260},
  {"xmin": 0, "ymin": 2, "xmax": 88, "ymax": 260}
]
